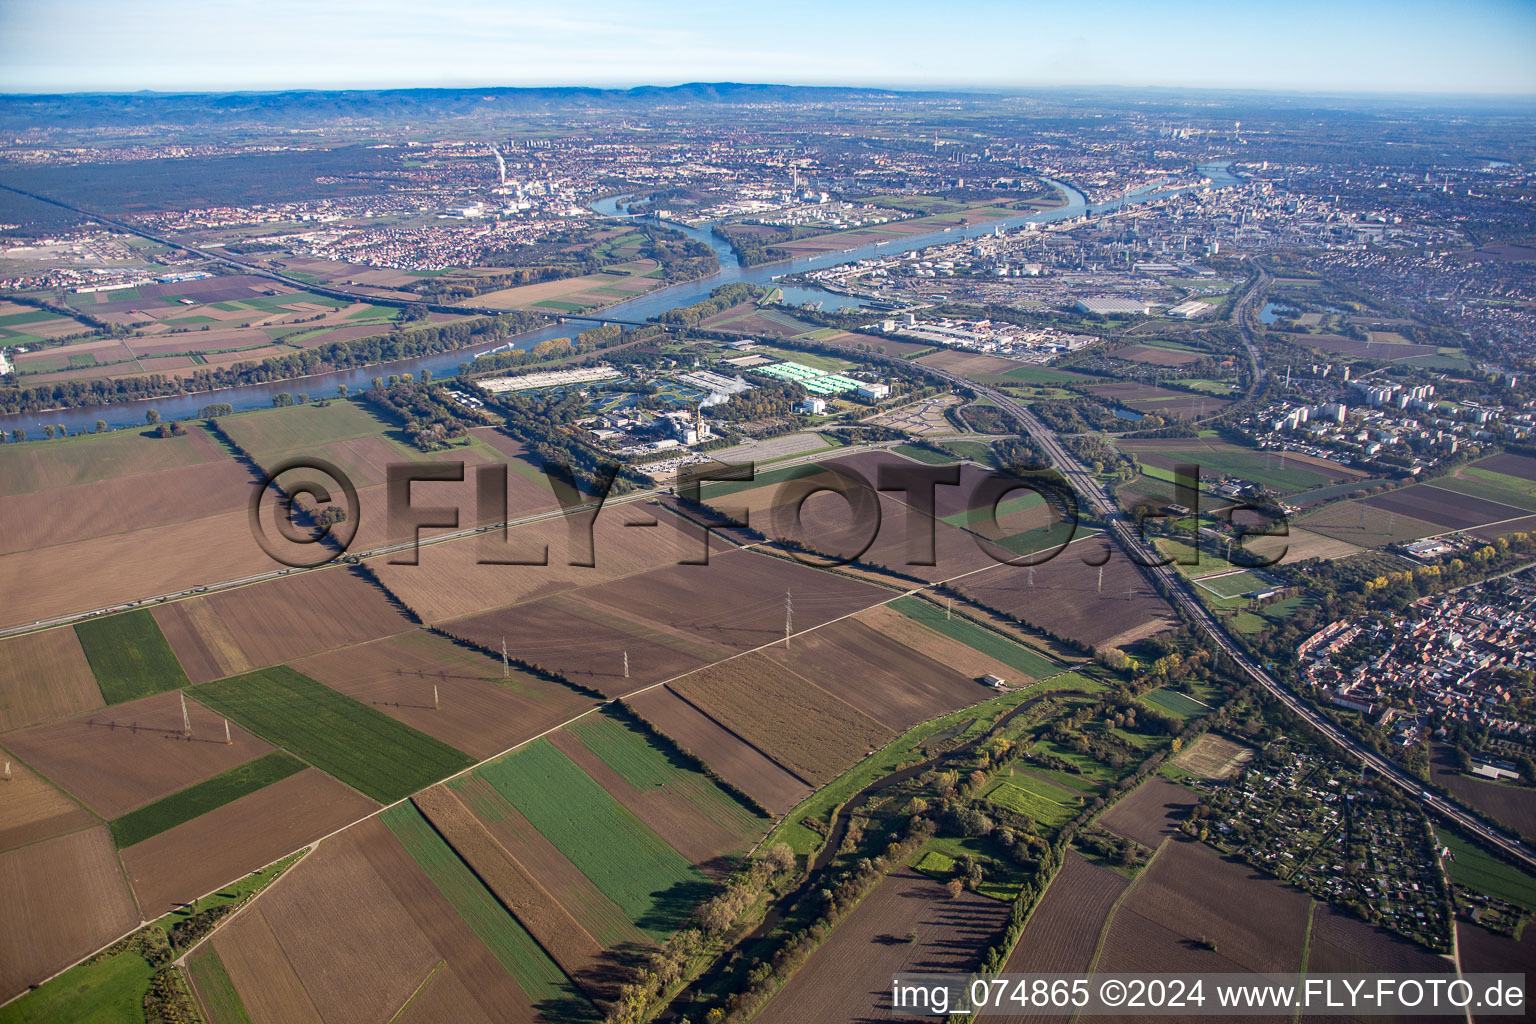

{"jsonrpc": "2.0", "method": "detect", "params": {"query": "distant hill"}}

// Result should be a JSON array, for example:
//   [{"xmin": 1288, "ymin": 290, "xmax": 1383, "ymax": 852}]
[{"xmin": 0, "ymin": 82, "xmax": 921, "ymax": 130}]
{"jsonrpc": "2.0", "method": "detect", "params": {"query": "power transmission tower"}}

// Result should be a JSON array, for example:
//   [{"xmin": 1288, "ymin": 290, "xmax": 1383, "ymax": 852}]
[
  {"xmin": 1028, "ymin": 565, "xmax": 1035, "ymax": 587},
  {"xmin": 946, "ymin": 599, "xmax": 952, "ymax": 621},
  {"xmin": 1097, "ymin": 566, "xmax": 1104, "ymax": 593},
  {"xmin": 3, "ymin": 761, "xmax": 10, "ymax": 781},
  {"xmin": 785, "ymin": 590, "xmax": 793, "ymax": 647},
  {"xmin": 501, "ymin": 638, "xmax": 510, "ymax": 679},
  {"xmin": 180, "ymin": 692, "xmax": 191, "ymax": 739},
  {"xmin": 623, "ymin": 650, "xmax": 630, "ymax": 679},
  {"xmin": 223, "ymin": 719, "xmax": 231, "ymax": 745}
]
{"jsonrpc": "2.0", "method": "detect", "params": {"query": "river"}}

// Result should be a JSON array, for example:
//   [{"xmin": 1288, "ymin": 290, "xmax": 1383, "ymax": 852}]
[{"xmin": 1, "ymin": 165, "xmax": 1242, "ymax": 437}]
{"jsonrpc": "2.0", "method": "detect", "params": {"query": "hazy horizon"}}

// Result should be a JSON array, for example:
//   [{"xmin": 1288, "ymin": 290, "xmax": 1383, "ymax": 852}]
[{"xmin": 2, "ymin": 0, "xmax": 1533, "ymax": 97}]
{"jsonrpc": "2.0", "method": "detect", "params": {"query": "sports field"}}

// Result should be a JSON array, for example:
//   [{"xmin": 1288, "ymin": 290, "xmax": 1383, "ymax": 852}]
[{"xmin": 192, "ymin": 666, "xmax": 475, "ymax": 802}]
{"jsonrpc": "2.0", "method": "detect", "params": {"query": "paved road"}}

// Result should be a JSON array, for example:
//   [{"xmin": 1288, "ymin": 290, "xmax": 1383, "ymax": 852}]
[{"xmin": 922, "ymin": 364, "xmax": 1536, "ymax": 871}]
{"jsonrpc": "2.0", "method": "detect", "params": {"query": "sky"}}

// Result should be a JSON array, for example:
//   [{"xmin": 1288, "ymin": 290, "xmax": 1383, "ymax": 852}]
[{"xmin": 1, "ymin": 0, "xmax": 1534, "ymax": 96}]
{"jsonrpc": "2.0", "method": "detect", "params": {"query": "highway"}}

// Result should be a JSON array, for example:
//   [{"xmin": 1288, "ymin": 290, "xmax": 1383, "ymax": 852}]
[{"xmin": 922, "ymin": 363, "xmax": 1536, "ymax": 872}]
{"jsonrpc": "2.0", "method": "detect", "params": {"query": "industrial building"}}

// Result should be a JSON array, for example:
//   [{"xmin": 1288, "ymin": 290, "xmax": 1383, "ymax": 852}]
[{"xmin": 1073, "ymin": 296, "xmax": 1151, "ymax": 316}]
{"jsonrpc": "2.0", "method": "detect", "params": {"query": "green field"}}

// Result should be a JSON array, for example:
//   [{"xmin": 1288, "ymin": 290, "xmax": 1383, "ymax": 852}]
[
  {"xmin": 0, "ymin": 940, "xmax": 155, "ymax": 1024},
  {"xmin": 75, "ymin": 609, "xmax": 191, "ymax": 704},
  {"xmin": 565, "ymin": 712, "xmax": 766, "ymax": 840},
  {"xmin": 110, "ymin": 751, "xmax": 305, "ymax": 848},
  {"xmin": 381, "ymin": 803, "xmax": 593, "ymax": 1017},
  {"xmin": 187, "ymin": 949, "xmax": 254, "ymax": 1024},
  {"xmin": 1434, "ymin": 471, "xmax": 1536, "ymax": 512},
  {"xmin": 983, "ymin": 768, "xmax": 1081, "ymax": 826},
  {"xmin": 0, "ymin": 426, "xmax": 224, "ymax": 498},
  {"xmin": 889, "ymin": 595, "xmax": 1063, "ymax": 680},
  {"xmin": 942, "ymin": 440, "xmax": 996, "ymax": 466},
  {"xmin": 893, "ymin": 444, "xmax": 957, "ymax": 465},
  {"xmin": 470, "ymin": 739, "xmax": 709, "ymax": 939},
  {"xmin": 1438, "ymin": 830, "xmax": 1536, "ymax": 911},
  {"xmin": 998, "ymin": 365, "xmax": 1092, "ymax": 385},
  {"xmin": 192, "ymin": 667, "xmax": 474, "ymax": 803},
  {"xmin": 1138, "ymin": 687, "xmax": 1208, "ymax": 720}
]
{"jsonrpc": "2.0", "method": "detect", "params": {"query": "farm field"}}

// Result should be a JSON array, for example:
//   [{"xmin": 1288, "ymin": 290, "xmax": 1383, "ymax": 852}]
[
  {"xmin": 293, "ymin": 631, "xmax": 596, "ymax": 760},
  {"xmin": 984, "ymin": 766, "xmax": 1083, "ymax": 826},
  {"xmin": 0, "ymin": 502, "xmax": 276, "ymax": 632},
  {"xmin": 1096, "ymin": 776, "xmax": 1199, "ymax": 846},
  {"xmin": 467, "ymin": 739, "xmax": 709, "ymax": 940},
  {"xmin": 1436, "ymin": 829, "xmax": 1536, "ymax": 909},
  {"xmin": 915, "ymin": 348, "xmax": 1024, "ymax": 376},
  {"xmin": 187, "ymin": 950, "xmax": 254, "ymax": 1024},
  {"xmin": 154, "ymin": 567, "xmax": 417, "ymax": 683},
  {"xmin": 754, "ymin": 868, "xmax": 1009, "ymax": 1024},
  {"xmin": 1429, "ymin": 745, "xmax": 1536, "ymax": 842},
  {"xmin": 0, "ymin": 626, "xmax": 102, "ymax": 732},
  {"xmin": 551, "ymin": 711, "xmax": 767, "ymax": 876},
  {"xmin": 1115, "ymin": 343, "xmax": 1202, "ymax": 366},
  {"xmin": 0, "ymin": 420, "xmax": 230, "ymax": 497},
  {"xmin": 120, "ymin": 767, "xmax": 378, "ymax": 915},
  {"xmin": 759, "ymin": 614, "xmax": 1000, "ymax": 732},
  {"xmin": 1076, "ymin": 380, "xmax": 1233, "ymax": 420},
  {"xmin": 0, "ymin": 827, "xmax": 141, "ymax": 1001},
  {"xmin": 1173, "ymin": 733, "xmax": 1254, "ymax": 780},
  {"xmin": 1457, "ymin": 919, "xmax": 1536, "ymax": 976},
  {"xmin": 1243, "ymin": 527, "xmax": 1365, "ymax": 566},
  {"xmin": 447, "ymin": 773, "xmax": 651, "ymax": 950},
  {"xmin": 1, "ymin": 689, "xmax": 274, "ymax": 819},
  {"xmin": 380, "ymin": 803, "xmax": 592, "ymax": 1016},
  {"xmin": 1137, "ymin": 685, "xmax": 1209, "ymax": 720},
  {"xmin": 622, "ymin": 686, "xmax": 811, "ymax": 814},
  {"xmin": 73, "ymin": 608, "xmax": 191, "ymax": 704},
  {"xmin": 373, "ymin": 498, "xmax": 713, "ymax": 624},
  {"xmin": 884, "ymin": 596, "xmax": 1063, "ymax": 680},
  {"xmin": 0, "ymin": 444, "xmax": 254, "ymax": 558},
  {"xmin": 0, "ymin": 757, "xmax": 96, "ymax": 854},
  {"xmin": 109, "ymin": 749, "xmax": 305, "ymax": 848},
  {"xmin": 1359, "ymin": 483, "xmax": 1528, "ymax": 533},
  {"xmin": 1296, "ymin": 499, "xmax": 1441, "ymax": 548},
  {"xmin": 668, "ymin": 653, "xmax": 895, "ymax": 784},
  {"xmin": 210, "ymin": 814, "xmax": 555, "ymax": 1024},
  {"xmin": 1096, "ymin": 839, "xmax": 1313, "ymax": 981},
  {"xmin": 955, "ymin": 537, "xmax": 1180, "ymax": 649},
  {"xmin": 1115, "ymin": 436, "xmax": 1365, "ymax": 494},
  {"xmin": 192, "ymin": 665, "xmax": 475, "ymax": 803},
  {"xmin": 411, "ymin": 786, "xmax": 608, "ymax": 995},
  {"xmin": 998, "ymin": 852, "xmax": 1131, "ymax": 1022},
  {"xmin": 462, "ymin": 258, "xmax": 665, "ymax": 313}
]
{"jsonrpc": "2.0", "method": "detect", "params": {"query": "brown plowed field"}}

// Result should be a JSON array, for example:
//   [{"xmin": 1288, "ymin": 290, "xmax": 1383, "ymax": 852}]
[
  {"xmin": 391, "ymin": 966, "xmax": 498, "ymax": 1024},
  {"xmin": 412, "ymin": 786, "xmax": 607, "ymax": 992},
  {"xmin": 761, "ymin": 616, "xmax": 992, "ymax": 731},
  {"xmin": 996, "ymin": 851, "xmax": 1130, "ymax": 1024},
  {"xmin": 1096, "ymin": 776, "xmax": 1199, "ymax": 846},
  {"xmin": 210, "ymin": 908, "xmax": 326, "ymax": 1024},
  {"xmin": 293, "ymin": 631, "xmax": 595, "ymax": 760},
  {"xmin": 669, "ymin": 653, "xmax": 893, "ymax": 784},
  {"xmin": 0, "ymin": 626, "xmax": 102, "ymax": 732},
  {"xmin": 1096, "ymin": 840, "xmax": 1311, "ymax": 1008},
  {"xmin": 3, "ymin": 690, "xmax": 273, "ymax": 818},
  {"xmin": 623, "ymin": 687, "xmax": 810, "ymax": 814},
  {"xmin": 1429, "ymin": 744, "xmax": 1535, "ymax": 842},
  {"xmin": 121, "ymin": 768, "xmax": 377, "ymax": 915},
  {"xmin": 446, "ymin": 592, "xmax": 716, "ymax": 698},
  {"xmin": 548, "ymin": 728, "xmax": 759, "ymax": 878},
  {"xmin": 1472, "ymin": 513, "xmax": 1536, "ymax": 541},
  {"xmin": 855, "ymin": 604, "xmax": 1022, "ymax": 683},
  {"xmin": 0, "ymin": 457, "xmax": 255, "ymax": 556},
  {"xmin": 956, "ymin": 537, "xmax": 1179, "ymax": 649},
  {"xmin": 916, "ymin": 349, "xmax": 1026, "ymax": 375},
  {"xmin": 228, "ymin": 815, "xmax": 544, "ymax": 1024},
  {"xmin": 1456, "ymin": 919, "xmax": 1536, "ymax": 975},
  {"xmin": 154, "ymin": 568, "xmax": 416, "ymax": 684},
  {"xmin": 1116, "ymin": 344, "xmax": 1200, "ymax": 366},
  {"xmin": 1474, "ymin": 452, "xmax": 1536, "ymax": 481},
  {"xmin": 0, "ymin": 507, "xmax": 275, "ymax": 631},
  {"xmin": 374, "ymin": 500, "xmax": 712, "ymax": 623},
  {"xmin": 574, "ymin": 547, "xmax": 888, "ymax": 659},
  {"xmin": 1360, "ymin": 484, "xmax": 1527, "ymax": 532},
  {"xmin": 1301, "ymin": 906, "xmax": 1458, "ymax": 1024},
  {"xmin": 0, "ymin": 827, "xmax": 140, "ymax": 999},
  {"xmin": 755, "ymin": 868, "xmax": 1009, "ymax": 1024},
  {"xmin": 449, "ymin": 773, "xmax": 649, "ymax": 950},
  {"xmin": 0, "ymin": 424, "xmax": 227, "ymax": 497},
  {"xmin": 0, "ymin": 755, "xmax": 96, "ymax": 853}
]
